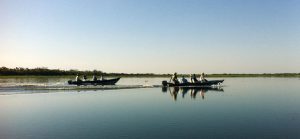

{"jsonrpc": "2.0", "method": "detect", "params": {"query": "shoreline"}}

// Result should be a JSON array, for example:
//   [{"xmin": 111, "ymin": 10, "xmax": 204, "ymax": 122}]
[
  {"xmin": 0, "ymin": 73, "xmax": 299, "ymax": 78},
  {"xmin": 1, "ymin": 67, "xmax": 299, "ymax": 77}
]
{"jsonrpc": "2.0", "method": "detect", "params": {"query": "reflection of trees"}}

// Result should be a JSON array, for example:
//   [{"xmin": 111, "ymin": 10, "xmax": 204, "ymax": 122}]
[{"xmin": 164, "ymin": 87, "xmax": 224, "ymax": 101}]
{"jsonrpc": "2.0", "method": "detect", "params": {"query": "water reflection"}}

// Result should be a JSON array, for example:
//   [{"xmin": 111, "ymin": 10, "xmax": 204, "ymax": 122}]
[{"xmin": 162, "ymin": 87, "xmax": 224, "ymax": 101}]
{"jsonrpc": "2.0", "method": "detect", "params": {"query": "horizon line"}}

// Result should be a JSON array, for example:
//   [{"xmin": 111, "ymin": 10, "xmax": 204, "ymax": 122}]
[{"xmin": 1, "ymin": 66, "xmax": 299, "ymax": 75}]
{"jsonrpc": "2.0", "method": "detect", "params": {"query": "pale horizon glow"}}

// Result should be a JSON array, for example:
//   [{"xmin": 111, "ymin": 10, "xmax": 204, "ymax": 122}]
[{"xmin": 1, "ymin": 0, "xmax": 300, "ymax": 74}]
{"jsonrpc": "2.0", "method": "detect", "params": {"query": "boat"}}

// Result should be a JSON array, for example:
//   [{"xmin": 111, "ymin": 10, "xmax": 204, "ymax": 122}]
[
  {"xmin": 162, "ymin": 79, "xmax": 224, "ymax": 87},
  {"xmin": 68, "ymin": 77, "xmax": 121, "ymax": 86},
  {"xmin": 162, "ymin": 85, "xmax": 224, "ymax": 93}
]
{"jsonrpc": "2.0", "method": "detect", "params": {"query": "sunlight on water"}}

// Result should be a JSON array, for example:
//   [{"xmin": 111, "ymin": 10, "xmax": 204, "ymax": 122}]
[{"xmin": 0, "ymin": 77, "xmax": 170, "ymax": 94}]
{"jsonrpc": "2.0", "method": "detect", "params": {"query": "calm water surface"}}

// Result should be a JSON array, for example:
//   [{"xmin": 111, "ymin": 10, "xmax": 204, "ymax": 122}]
[{"xmin": 0, "ymin": 77, "xmax": 299, "ymax": 139}]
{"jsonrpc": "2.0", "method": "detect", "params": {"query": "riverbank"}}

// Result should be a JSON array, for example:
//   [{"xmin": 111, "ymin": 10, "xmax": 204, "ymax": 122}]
[{"xmin": 0, "ymin": 73, "xmax": 299, "ymax": 78}]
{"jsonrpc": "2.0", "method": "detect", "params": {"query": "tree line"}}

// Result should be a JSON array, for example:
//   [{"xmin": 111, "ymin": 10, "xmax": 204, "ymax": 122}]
[
  {"xmin": 0, "ymin": 67, "xmax": 169, "ymax": 77},
  {"xmin": 0, "ymin": 67, "xmax": 299, "ymax": 77},
  {"xmin": 0, "ymin": 67, "xmax": 103, "ymax": 76}
]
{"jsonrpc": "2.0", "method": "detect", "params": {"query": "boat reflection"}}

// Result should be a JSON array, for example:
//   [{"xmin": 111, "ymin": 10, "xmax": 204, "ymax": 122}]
[{"xmin": 162, "ymin": 86, "xmax": 224, "ymax": 101}]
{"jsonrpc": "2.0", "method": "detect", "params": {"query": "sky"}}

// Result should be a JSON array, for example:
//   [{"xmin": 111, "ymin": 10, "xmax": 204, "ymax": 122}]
[{"xmin": 0, "ymin": 0, "xmax": 300, "ymax": 74}]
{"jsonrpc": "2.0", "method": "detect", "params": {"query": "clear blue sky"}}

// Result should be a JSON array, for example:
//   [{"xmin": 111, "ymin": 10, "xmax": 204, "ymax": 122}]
[{"xmin": 1, "ymin": 0, "xmax": 299, "ymax": 73}]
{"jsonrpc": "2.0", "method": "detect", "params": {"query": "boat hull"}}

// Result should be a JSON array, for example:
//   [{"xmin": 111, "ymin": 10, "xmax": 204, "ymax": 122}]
[
  {"xmin": 68, "ymin": 77, "xmax": 121, "ymax": 86},
  {"xmin": 162, "ymin": 80, "xmax": 224, "ymax": 87}
]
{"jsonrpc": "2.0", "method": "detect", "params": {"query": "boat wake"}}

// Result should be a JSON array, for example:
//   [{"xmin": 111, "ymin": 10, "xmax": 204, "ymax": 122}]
[
  {"xmin": 0, "ymin": 84, "xmax": 160, "ymax": 95},
  {"xmin": 0, "ymin": 83, "xmax": 225, "ymax": 95}
]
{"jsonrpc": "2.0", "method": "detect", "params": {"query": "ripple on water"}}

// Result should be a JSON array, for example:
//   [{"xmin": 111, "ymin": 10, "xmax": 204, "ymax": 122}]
[{"xmin": 0, "ymin": 84, "xmax": 160, "ymax": 95}]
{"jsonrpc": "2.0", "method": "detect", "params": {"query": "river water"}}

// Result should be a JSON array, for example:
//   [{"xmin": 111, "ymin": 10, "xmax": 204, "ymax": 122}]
[{"xmin": 0, "ymin": 77, "xmax": 299, "ymax": 139}]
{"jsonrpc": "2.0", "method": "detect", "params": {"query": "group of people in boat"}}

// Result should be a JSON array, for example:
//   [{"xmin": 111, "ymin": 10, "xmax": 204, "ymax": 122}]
[
  {"xmin": 170, "ymin": 72, "xmax": 207, "ymax": 84},
  {"xmin": 75, "ymin": 74, "xmax": 104, "ymax": 82}
]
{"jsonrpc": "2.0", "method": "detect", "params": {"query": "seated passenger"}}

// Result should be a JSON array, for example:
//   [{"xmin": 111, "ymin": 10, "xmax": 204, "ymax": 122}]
[
  {"xmin": 190, "ymin": 74, "xmax": 198, "ymax": 83},
  {"xmin": 200, "ymin": 72, "xmax": 207, "ymax": 82},
  {"xmin": 181, "ymin": 77, "xmax": 188, "ymax": 83},
  {"xmin": 190, "ymin": 74, "xmax": 193, "ymax": 83},
  {"xmin": 100, "ymin": 75, "xmax": 105, "ymax": 80},
  {"xmin": 171, "ymin": 72, "xmax": 179, "ymax": 84},
  {"xmin": 92, "ymin": 75, "xmax": 97, "ymax": 81},
  {"xmin": 75, "ymin": 74, "xmax": 81, "ymax": 82},
  {"xmin": 83, "ymin": 75, "xmax": 88, "ymax": 81}
]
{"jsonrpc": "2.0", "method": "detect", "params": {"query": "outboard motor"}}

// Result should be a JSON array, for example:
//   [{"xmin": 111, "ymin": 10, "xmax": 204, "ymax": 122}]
[{"xmin": 162, "ymin": 80, "xmax": 168, "ymax": 87}]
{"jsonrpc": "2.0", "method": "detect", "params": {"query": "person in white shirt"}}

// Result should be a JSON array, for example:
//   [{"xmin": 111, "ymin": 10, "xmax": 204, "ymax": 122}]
[
  {"xmin": 75, "ymin": 74, "xmax": 81, "ymax": 82},
  {"xmin": 83, "ymin": 75, "xmax": 87, "ymax": 81},
  {"xmin": 200, "ymin": 72, "xmax": 207, "ymax": 82},
  {"xmin": 92, "ymin": 74, "xmax": 97, "ymax": 81}
]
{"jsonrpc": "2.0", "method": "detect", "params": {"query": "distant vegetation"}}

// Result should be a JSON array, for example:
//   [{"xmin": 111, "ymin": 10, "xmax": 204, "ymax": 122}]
[
  {"xmin": 0, "ymin": 67, "xmax": 168, "ymax": 77},
  {"xmin": 0, "ymin": 67, "xmax": 299, "ymax": 77},
  {"xmin": 206, "ymin": 73, "xmax": 300, "ymax": 78},
  {"xmin": 0, "ymin": 67, "xmax": 103, "ymax": 76}
]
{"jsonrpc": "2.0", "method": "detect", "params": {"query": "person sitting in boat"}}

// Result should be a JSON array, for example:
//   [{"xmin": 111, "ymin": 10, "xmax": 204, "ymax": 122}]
[
  {"xmin": 83, "ymin": 75, "xmax": 88, "ymax": 81},
  {"xmin": 92, "ymin": 74, "xmax": 97, "ymax": 81},
  {"xmin": 190, "ymin": 74, "xmax": 198, "ymax": 83},
  {"xmin": 171, "ymin": 72, "xmax": 179, "ymax": 84},
  {"xmin": 100, "ymin": 75, "xmax": 105, "ymax": 80},
  {"xmin": 181, "ymin": 76, "xmax": 188, "ymax": 83},
  {"xmin": 200, "ymin": 72, "xmax": 207, "ymax": 82},
  {"xmin": 76, "ymin": 74, "xmax": 81, "ymax": 82}
]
